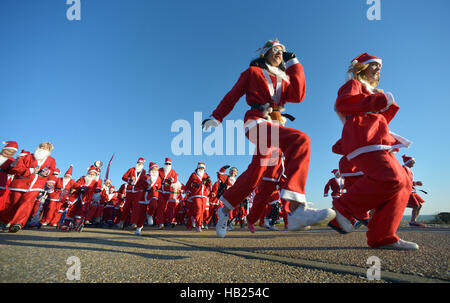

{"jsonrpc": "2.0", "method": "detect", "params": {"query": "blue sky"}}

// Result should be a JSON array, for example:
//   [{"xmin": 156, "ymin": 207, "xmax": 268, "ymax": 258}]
[{"xmin": 1, "ymin": 0, "xmax": 449, "ymax": 215}]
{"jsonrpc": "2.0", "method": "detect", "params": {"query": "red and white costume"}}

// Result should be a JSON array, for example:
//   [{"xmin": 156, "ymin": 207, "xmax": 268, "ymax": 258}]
[
  {"xmin": 331, "ymin": 53, "xmax": 412, "ymax": 248},
  {"xmin": 0, "ymin": 141, "xmax": 19, "ymax": 223},
  {"xmin": 145, "ymin": 162, "xmax": 162, "ymax": 223},
  {"xmin": 102, "ymin": 186, "xmax": 118, "ymax": 223},
  {"xmin": 5, "ymin": 151, "xmax": 56, "ymax": 228},
  {"xmin": 122, "ymin": 158, "xmax": 147, "ymax": 226},
  {"xmin": 185, "ymin": 163, "xmax": 211, "ymax": 230},
  {"xmin": 65, "ymin": 166, "xmax": 102, "ymax": 223},
  {"xmin": 323, "ymin": 169, "xmax": 344, "ymax": 199},
  {"xmin": 402, "ymin": 156, "xmax": 425, "ymax": 208},
  {"xmin": 155, "ymin": 158, "xmax": 178, "ymax": 226},
  {"xmin": 209, "ymin": 49, "xmax": 309, "ymax": 211}
]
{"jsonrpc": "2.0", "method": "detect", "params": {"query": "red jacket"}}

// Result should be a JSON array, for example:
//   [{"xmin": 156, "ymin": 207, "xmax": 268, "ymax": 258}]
[
  {"xmin": 69, "ymin": 176, "xmax": 102, "ymax": 205},
  {"xmin": 324, "ymin": 178, "xmax": 344, "ymax": 198},
  {"xmin": 185, "ymin": 171, "xmax": 211, "ymax": 199},
  {"xmin": 334, "ymin": 79, "xmax": 410, "ymax": 160},
  {"xmin": 211, "ymin": 59, "xmax": 306, "ymax": 123},
  {"xmin": 8, "ymin": 154, "xmax": 56, "ymax": 192},
  {"xmin": 122, "ymin": 167, "xmax": 147, "ymax": 192},
  {"xmin": 159, "ymin": 168, "xmax": 178, "ymax": 194},
  {"xmin": 0, "ymin": 156, "xmax": 15, "ymax": 189},
  {"xmin": 145, "ymin": 174, "xmax": 161, "ymax": 202}
]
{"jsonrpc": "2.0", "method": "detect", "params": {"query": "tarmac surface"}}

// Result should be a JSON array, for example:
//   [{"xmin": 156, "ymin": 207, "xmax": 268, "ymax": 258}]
[{"xmin": 1, "ymin": 223, "xmax": 449, "ymax": 284}]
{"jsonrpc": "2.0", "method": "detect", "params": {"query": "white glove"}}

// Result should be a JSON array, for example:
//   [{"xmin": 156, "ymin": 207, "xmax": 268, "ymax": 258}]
[
  {"xmin": 379, "ymin": 91, "xmax": 395, "ymax": 112},
  {"xmin": 202, "ymin": 117, "xmax": 220, "ymax": 131}
]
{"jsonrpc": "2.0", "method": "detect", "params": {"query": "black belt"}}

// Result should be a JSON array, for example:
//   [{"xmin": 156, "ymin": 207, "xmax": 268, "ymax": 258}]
[{"xmin": 250, "ymin": 104, "xmax": 295, "ymax": 121}]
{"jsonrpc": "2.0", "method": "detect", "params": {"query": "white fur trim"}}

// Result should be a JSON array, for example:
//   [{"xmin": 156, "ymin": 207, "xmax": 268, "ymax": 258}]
[
  {"xmin": 285, "ymin": 57, "xmax": 299, "ymax": 69},
  {"xmin": 219, "ymin": 196, "xmax": 234, "ymax": 210},
  {"xmin": 280, "ymin": 189, "xmax": 306, "ymax": 203},
  {"xmin": 362, "ymin": 58, "xmax": 382, "ymax": 66}
]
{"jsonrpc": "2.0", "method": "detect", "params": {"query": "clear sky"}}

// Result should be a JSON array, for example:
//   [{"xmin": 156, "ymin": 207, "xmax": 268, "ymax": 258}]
[{"xmin": 1, "ymin": 0, "xmax": 449, "ymax": 215}]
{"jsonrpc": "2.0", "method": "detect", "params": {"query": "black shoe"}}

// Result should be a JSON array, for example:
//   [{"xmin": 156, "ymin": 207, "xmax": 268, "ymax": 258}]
[{"xmin": 9, "ymin": 224, "xmax": 22, "ymax": 233}]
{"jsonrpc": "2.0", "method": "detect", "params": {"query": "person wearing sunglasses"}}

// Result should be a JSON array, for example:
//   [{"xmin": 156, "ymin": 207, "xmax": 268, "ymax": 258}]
[{"xmin": 202, "ymin": 39, "xmax": 335, "ymax": 238}]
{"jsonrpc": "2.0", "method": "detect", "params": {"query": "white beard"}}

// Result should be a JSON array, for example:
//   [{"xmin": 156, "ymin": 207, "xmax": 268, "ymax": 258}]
[
  {"xmin": 229, "ymin": 176, "xmax": 236, "ymax": 185},
  {"xmin": 266, "ymin": 64, "xmax": 290, "ymax": 83},
  {"xmin": 197, "ymin": 169, "xmax": 205, "ymax": 179},
  {"xmin": 0, "ymin": 155, "xmax": 7, "ymax": 166},
  {"xmin": 163, "ymin": 165, "xmax": 171, "ymax": 175},
  {"xmin": 150, "ymin": 170, "xmax": 159, "ymax": 177},
  {"xmin": 136, "ymin": 164, "xmax": 144, "ymax": 173},
  {"xmin": 34, "ymin": 148, "xmax": 50, "ymax": 162},
  {"xmin": 63, "ymin": 176, "xmax": 71, "ymax": 188},
  {"xmin": 84, "ymin": 175, "xmax": 95, "ymax": 186}
]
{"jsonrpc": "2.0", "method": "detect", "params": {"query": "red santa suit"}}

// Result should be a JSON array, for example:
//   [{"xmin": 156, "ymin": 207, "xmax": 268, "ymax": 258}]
[
  {"xmin": 102, "ymin": 187, "xmax": 118, "ymax": 223},
  {"xmin": 114, "ymin": 183, "xmax": 127, "ymax": 223},
  {"xmin": 207, "ymin": 166, "xmax": 232, "ymax": 225},
  {"xmin": 40, "ymin": 170, "xmax": 64, "ymax": 225},
  {"xmin": 145, "ymin": 163, "xmax": 162, "ymax": 224},
  {"xmin": 5, "ymin": 151, "xmax": 56, "ymax": 229},
  {"xmin": 155, "ymin": 158, "xmax": 178, "ymax": 226},
  {"xmin": 122, "ymin": 158, "xmax": 147, "ymax": 226},
  {"xmin": 402, "ymin": 157, "xmax": 425, "ymax": 209},
  {"xmin": 331, "ymin": 53, "xmax": 412, "ymax": 248},
  {"xmin": 185, "ymin": 163, "xmax": 211, "ymax": 230},
  {"xmin": 0, "ymin": 145, "xmax": 18, "ymax": 223},
  {"xmin": 247, "ymin": 147, "xmax": 285, "ymax": 227},
  {"xmin": 165, "ymin": 181, "xmax": 183, "ymax": 225},
  {"xmin": 323, "ymin": 170, "xmax": 345, "ymax": 199},
  {"xmin": 208, "ymin": 50, "xmax": 309, "ymax": 211},
  {"xmin": 64, "ymin": 167, "xmax": 102, "ymax": 224}
]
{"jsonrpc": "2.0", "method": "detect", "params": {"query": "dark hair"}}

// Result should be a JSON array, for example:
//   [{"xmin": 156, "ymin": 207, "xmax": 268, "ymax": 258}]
[{"xmin": 249, "ymin": 57, "xmax": 286, "ymax": 71}]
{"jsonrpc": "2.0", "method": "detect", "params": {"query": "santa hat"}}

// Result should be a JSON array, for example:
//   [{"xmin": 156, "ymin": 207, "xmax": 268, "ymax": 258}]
[
  {"xmin": 64, "ymin": 165, "xmax": 73, "ymax": 177},
  {"xmin": 351, "ymin": 53, "xmax": 382, "ymax": 66},
  {"xmin": 331, "ymin": 169, "xmax": 339, "ymax": 174},
  {"xmin": 402, "ymin": 155, "xmax": 415, "ymax": 165},
  {"xmin": 53, "ymin": 168, "xmax": 61, "ymax": 176},
  {"xmin": 197, "ymin": 162, "xmax": 206, "ymax": 169},
  {"xmin": 87, "ymin": 165, "xmax": 100, "ymax": 175},
  {"xmin": 258, "ymin": 39, "xmax": 286, "ymax": 57},
  {"xmin": 18, "ymin": 150, "xmax": 30, "ymax": 157},
  {"xmin": 148, "ymin": 162, "xmax": 158, "ymax": 169},
  {"xmin": 2, "ymin": 141, "xmax": 18, "ymax": 152},
  {"xmin": 218, "ymin": 165, "xmax": 230, "ymax": 175},
  {"xmin": 137, "ymin": 157, "xmax": 145, "ymax": 163},
  {"xmin": 164, "ymin": 158, "xmax": 171, "ymax": 164},
  {"xmin": 110, "ymin": 186, "xmax": 115, "ymax": 190}
]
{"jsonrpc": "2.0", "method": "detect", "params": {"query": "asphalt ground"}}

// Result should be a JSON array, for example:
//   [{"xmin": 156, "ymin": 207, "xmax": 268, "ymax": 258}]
[{"xmin": 1, "ymin": 223, "xmax": 449, "ymax": 284}]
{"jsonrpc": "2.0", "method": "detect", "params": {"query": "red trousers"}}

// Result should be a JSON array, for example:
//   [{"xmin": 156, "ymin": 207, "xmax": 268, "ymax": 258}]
[
  {"xmin": 129, "ymin": 191, "xmax": 145, "ymax": 226},
  {"xmin": 222, "ymin": 121, "xmax": 310, "ymax": 209},
  {"xmin": 86, "ymin": 203, "xmax": 104, "ymax": 221},
  {"xmin": 247, "ymin": 180, "xmax": 278, "ymax": 225},
  {"xmin": 333, "ymin": 151, "xmax": 411, "ymax": 247},
  {"xmin": 145, "ymin": 193, "xmax": 158, "ymax": 217},
  {"xmin": 4, "ymin": 190, "xmax": 41, "ymax": 226},
  {"xmin": 187, "ymin": 197, "xmax": 205, "ymax": 228},
  {"xmin": 164, "ymin": 201, "xmax": 178, "ymax": 224},
  {"xmin": 41, "ymin": 199, "xmax": 59, "ymax": 224},
  {"xmin": 121, "ymin": 191, "xmax": 141, "ymax": 223},
  {"xmin": 155, "ymin": 192, "xmax": 170, "ymax": 225},
  {"xmin": 102, "ymin": 205, "xmax": 114, "ymax": 222}
]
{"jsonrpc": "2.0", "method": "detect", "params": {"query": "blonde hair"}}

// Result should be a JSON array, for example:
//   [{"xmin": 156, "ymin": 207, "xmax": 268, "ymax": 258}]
[
  {"xmin": 39, "ymin": 142, "xmax": 54, "ymax": 151},
  {"xmin": 347, "ymin": 62, "xmax": 379, "ymax": 88}
]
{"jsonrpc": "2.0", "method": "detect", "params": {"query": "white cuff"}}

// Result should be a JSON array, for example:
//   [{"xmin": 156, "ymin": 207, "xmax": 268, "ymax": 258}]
[{"xmin": 285, "ymin": 57, "xmax": 300, "ymax": 69}]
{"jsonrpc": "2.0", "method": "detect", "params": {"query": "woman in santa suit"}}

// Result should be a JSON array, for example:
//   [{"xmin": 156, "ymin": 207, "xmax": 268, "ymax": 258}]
[
  {"xmin": 331, "ymin": 53, "xmax": 418, "ymax": 250},
  {"xmin": 402, "ymin": 155, "xmax": 426, "ymax": 228},
  {"xmin": 203, "ymin": 40, "xmax": 335, "ymax": 238}
]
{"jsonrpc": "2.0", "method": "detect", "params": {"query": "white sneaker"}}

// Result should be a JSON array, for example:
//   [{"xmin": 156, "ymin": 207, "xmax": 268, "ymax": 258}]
[
  {"xmin": 215, "ymin": 207, "xmax": 229, "ymax": 238},
  {"xmin": 147, "ymin": 215, "xmax": 153, "ymax": 226},
  {"xmin": 378, "ymin": 239, "xmax": 419, "ymax": 250},
  {"xmin": 269, "ymin": 225, "xmax": 278, "ymax": 231},
  {"xmin": 335, "ymin": 210, "xmax": 354, "ymax": 233},
  {"xmin": 227, "ymin": 224, "xmax": 234, "ymax": 231},
  {"xmin": 135, "ymin": 227, "xmax": 142, "ymax": 236},
  {"xmin": 264, "ymin": 218, "xmax": 271, "ymax": 229},
  {"xmin": 288, "ymin": 203, "xmax": 336, "ymax": 231}
]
